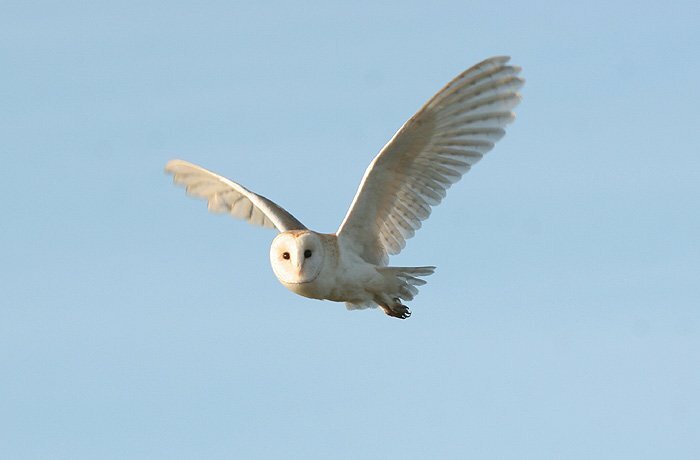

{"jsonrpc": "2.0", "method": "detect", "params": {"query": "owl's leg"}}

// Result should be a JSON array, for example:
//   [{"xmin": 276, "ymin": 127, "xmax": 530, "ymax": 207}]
[{"xmin": 379, "ymin": 298, "xmax": 411, "ymax": 319}]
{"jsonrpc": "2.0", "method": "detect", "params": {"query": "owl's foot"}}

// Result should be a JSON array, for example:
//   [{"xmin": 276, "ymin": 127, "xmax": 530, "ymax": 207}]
[{"xmin": 381, "ymin": 299, "xmax": 411, "ymax": 319}]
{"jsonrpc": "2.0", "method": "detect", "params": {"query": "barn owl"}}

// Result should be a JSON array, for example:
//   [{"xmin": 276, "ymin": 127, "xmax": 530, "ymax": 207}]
[{"xmin": 166, "ymin": 56, "xmax": 523, "ymax": 319}]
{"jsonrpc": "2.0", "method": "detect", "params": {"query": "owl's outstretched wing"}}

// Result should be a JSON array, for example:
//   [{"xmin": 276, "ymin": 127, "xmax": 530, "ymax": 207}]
[
  {"xmin": 336, "ymin": 56, "xmax": 523, "ymax": 265},
  {"xmin": 165, "ymin": 160, "xmax": 306, "ymax": 232}
]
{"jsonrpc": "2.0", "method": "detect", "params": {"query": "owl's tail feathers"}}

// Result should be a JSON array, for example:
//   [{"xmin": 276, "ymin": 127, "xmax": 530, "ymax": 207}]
[
  {"xmin": 344, "ymin": 266, "xmax": 435, "ymax": 316},
  {"xmin": 377, "ymin": 266, "xmax": 436, "ymax": 302},
  {"xmin": 362, "ymin": 266, "xmax": 435, "ymax": 319}
]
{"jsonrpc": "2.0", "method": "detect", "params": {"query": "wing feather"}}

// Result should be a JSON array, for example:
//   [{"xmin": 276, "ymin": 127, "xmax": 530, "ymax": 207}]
[
  {"xmin": 337, "ymin": 56, "xmax": 523, "ymax": 265},
  {"xmin": 165, "ymin": 160, "xmax": 306, "ymax": 232}
]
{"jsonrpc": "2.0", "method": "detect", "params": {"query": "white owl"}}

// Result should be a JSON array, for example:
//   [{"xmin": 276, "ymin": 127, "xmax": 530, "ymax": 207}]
[{"xmin": 166, "ymin": 56, "xmax": 523, "ymax": 319}]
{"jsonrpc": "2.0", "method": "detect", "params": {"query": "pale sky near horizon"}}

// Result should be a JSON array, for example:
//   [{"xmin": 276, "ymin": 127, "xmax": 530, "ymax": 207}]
[{"xmin": 2, "ymin": 1, "xmax": 699, "ymax": 458}]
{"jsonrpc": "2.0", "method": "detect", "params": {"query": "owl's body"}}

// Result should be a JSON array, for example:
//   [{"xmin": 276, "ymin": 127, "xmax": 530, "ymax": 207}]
[
  {"xmin": 270, "ymin": 230, "xmax": 433, "ymax": 318},
  {"xmin": 165, "ymin": 56, "xmax": 523, "ymax": 319}
]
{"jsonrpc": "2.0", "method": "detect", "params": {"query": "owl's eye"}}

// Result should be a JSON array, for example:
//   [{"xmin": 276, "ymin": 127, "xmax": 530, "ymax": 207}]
[
  {"xmin": 282, "ymin": 252, "xmax": 290, "ymax": 260},
  {"xmin": 304, "ymin": 249, "xmax": 312, "ymax": 259}
]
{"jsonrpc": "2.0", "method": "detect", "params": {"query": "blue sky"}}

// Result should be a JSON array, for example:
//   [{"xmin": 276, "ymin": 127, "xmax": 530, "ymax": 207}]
[{"xmin": 1, "ymin": 1, "xmax": 699, "ymax": 458}]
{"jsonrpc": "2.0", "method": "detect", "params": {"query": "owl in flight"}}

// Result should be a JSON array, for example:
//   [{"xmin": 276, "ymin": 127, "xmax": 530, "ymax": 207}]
[{"xmin": 166, "ymin": 56, "xmax": 523, "ymax": 319}]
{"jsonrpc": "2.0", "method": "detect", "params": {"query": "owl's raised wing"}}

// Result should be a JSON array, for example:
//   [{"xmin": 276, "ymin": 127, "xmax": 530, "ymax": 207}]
[
  {"xmin": 165, "ymin": 160, "xmax": 306, "ymax": 232},
  {"xmin": 336, "ymin": 56, "xmax": 523, "ymax": 265}
]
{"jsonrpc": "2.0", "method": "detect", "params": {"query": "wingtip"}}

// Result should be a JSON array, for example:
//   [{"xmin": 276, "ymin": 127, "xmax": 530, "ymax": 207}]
[
  {"xmin": 164, "ymin": 159, "xmax": 182, "ymax": 174},
  {"xmin": 164, "ymin": 159, "xmax": 198, "ymax": 175},
  {"xmin": 485, "ymin": 55, "xmax": 511, "ymax": 65}
]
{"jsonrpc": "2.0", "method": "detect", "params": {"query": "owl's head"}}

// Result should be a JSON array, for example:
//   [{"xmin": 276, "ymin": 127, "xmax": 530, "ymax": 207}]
[{"xmin": 269, "ymin": 231, "xmax": 325, "ymax": 285}]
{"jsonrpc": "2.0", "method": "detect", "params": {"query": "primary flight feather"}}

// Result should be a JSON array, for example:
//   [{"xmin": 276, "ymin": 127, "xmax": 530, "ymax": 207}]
[{"xmin": 166, "ymin": 56, "xmax": 523, "ymax": 319}]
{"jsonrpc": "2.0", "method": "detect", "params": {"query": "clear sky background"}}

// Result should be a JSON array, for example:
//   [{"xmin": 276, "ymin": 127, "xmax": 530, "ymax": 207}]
[{"xmin": 2, "ymin": 1, "xmax": 699, "ymax": 458}]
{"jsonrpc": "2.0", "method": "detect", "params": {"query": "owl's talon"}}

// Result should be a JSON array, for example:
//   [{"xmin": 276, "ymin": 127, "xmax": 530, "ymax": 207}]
[{"xmin": 382, "ymin": 302, "xmax": 411, "ymax": 319}]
